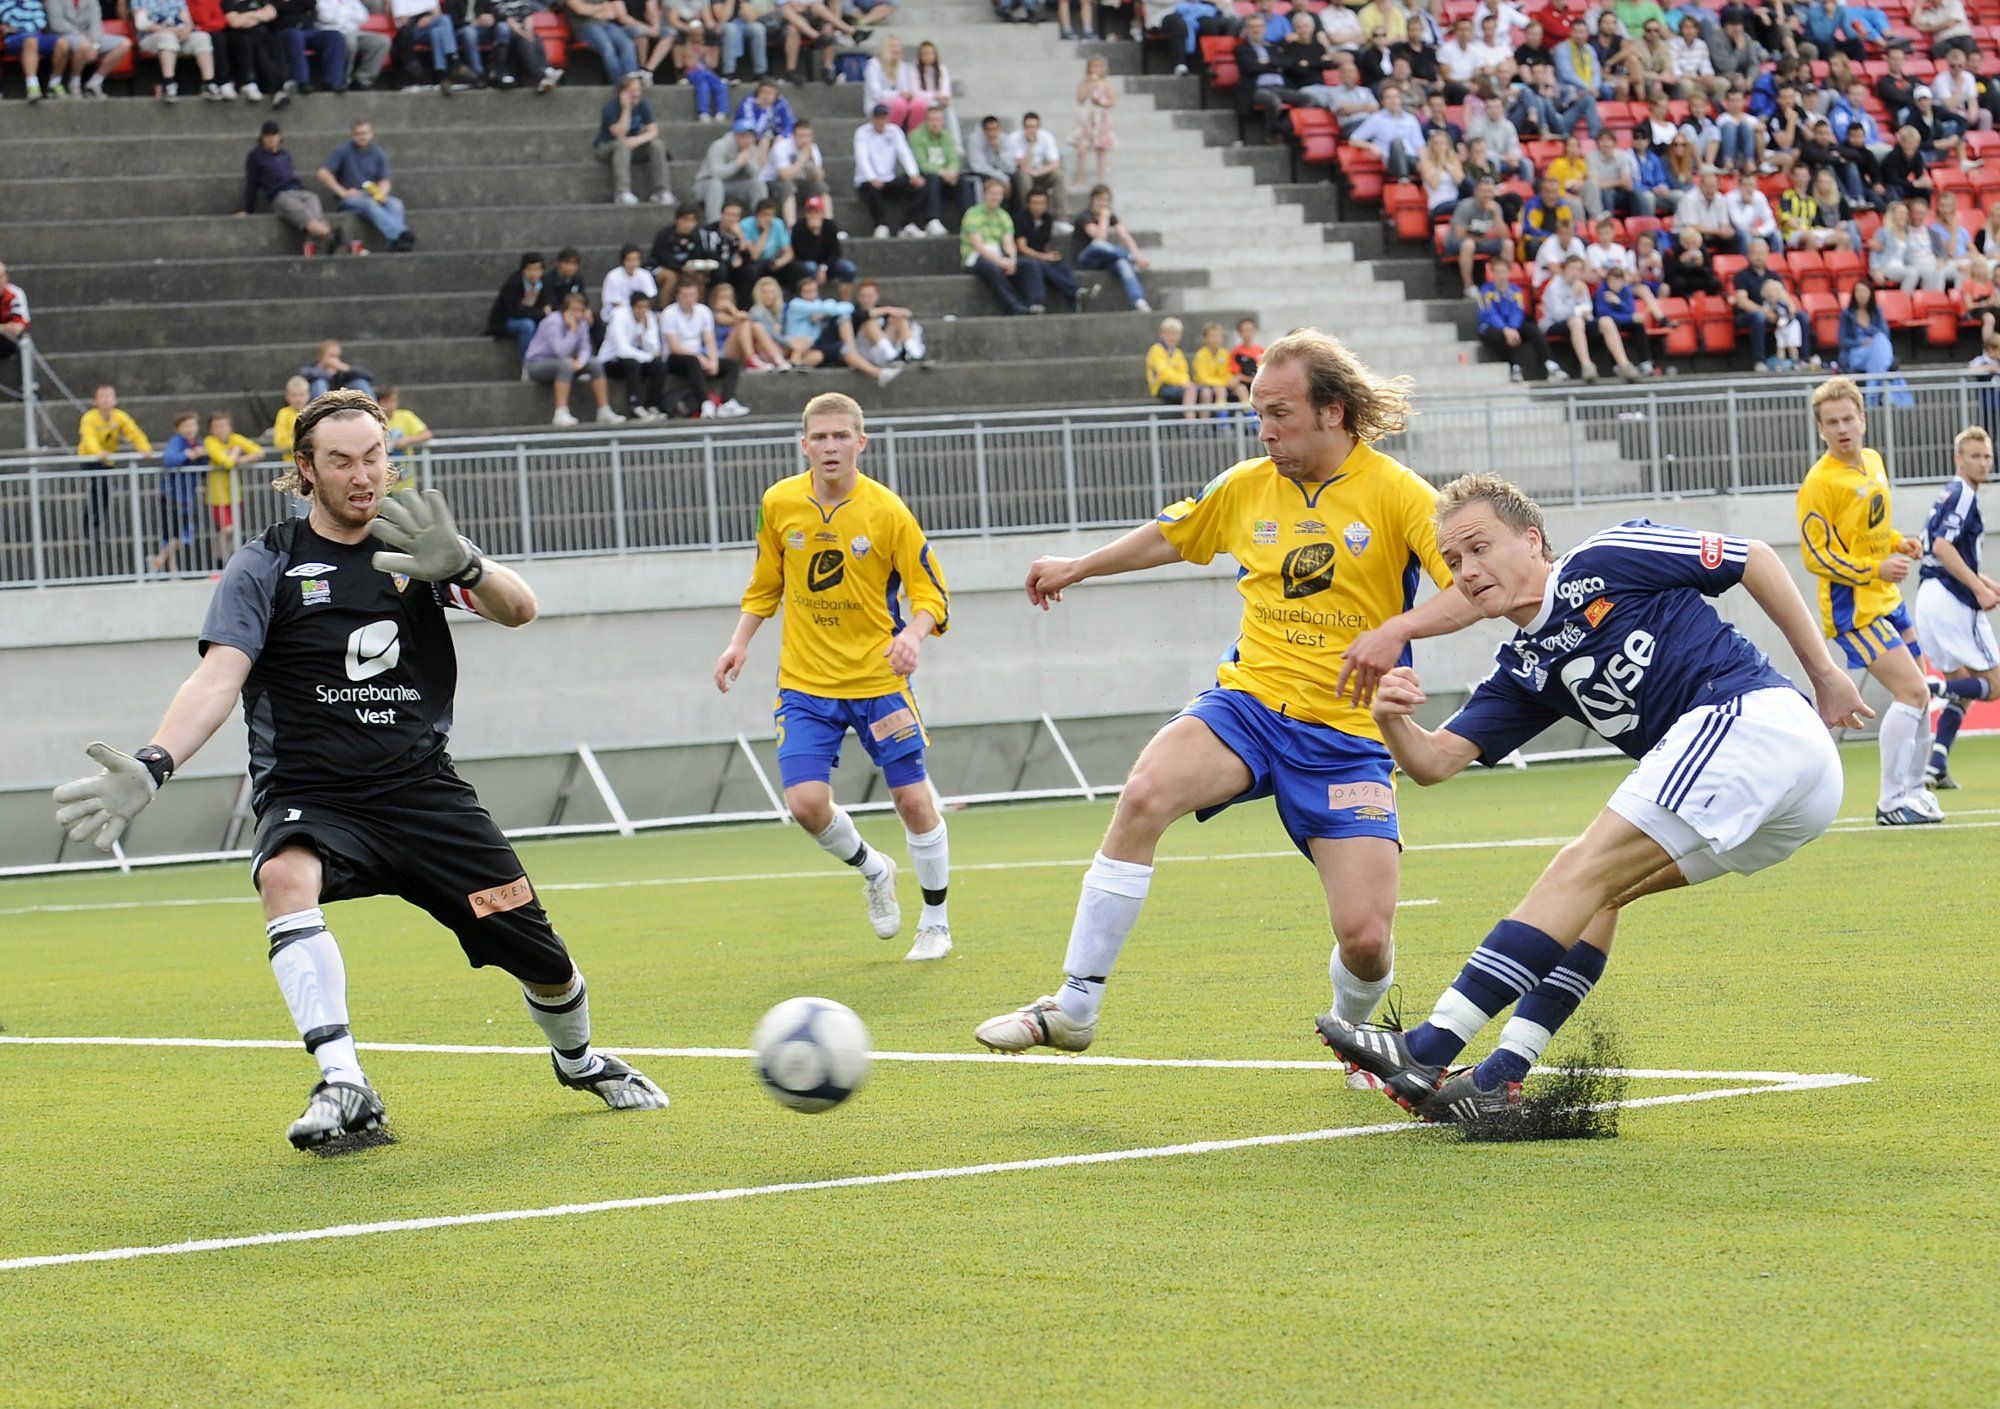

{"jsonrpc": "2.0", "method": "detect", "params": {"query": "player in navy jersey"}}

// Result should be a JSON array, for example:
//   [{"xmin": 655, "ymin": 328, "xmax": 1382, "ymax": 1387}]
[
  {"xmin": 1916, "ymin": 426, "xmax": 2000, "ymax": 790},
  {"xmin": 1316, "ymin": 473, "xmax": 1870, "ymax": 1124}
]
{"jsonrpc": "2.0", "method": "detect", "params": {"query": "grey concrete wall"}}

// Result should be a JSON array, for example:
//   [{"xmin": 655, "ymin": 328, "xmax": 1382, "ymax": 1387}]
[{"xmin": 8, "ymin": 487, "xmax": 1946, "ymax": 791}]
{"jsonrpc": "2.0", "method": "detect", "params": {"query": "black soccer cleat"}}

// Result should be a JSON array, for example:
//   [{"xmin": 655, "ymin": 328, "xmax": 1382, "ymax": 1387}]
[
  {"xmin": 286, "ymin": 1080, "xmax": 388, "ymax": 1150},
  {"xmin": 1314, "ymin": 1012, "xmax": 1446, "ymax": 1112},
  {"xmin": 552, "ymin": 1052, "xmax": 670, "ymax": 1111},
  {"xmin": 1418, "ymin": 1067, "xmax": 1523, "ymax": 1128}
]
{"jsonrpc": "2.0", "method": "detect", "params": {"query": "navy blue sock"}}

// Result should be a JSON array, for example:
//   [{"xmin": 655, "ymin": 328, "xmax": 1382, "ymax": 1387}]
[
  {"xmin": 1473, "ymin": 941, "xmax": 1609, "ymax": 1090},
  {"xmin": 1932, "ymin": 701, "xmax": 1965, "ymax": 771},
  {"xmin": 1941, "ymin": 676, "xmax": 1991, "ymax": 701},
  {"xmin": 1406, "ymin": 919, "xmax": 1568, "ymax": 1067}
]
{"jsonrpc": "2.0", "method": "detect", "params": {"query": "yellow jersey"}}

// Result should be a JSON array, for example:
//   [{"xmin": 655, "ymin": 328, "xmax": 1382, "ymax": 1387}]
[
  {"xmin": 1796, "ymin": 448, "xmax": 1905, "ymax": 636},
  {"xmin": 78, "ymin": 408, "xmax": 152, "ymax": 462},
  {"xmin": 1191, "ymin": 345, "xmax": 1236, "ymax": 389},
  {"xmin": 272, "ymin": 405, "xmax": 300, "ymax": 452},
  {"xmin": 203, "ymin": 433, "xmax": 262, "ymax": 507},
  {"xmin": 742, "ymin": 471, "xmax": 951, "ymax": 699},
  {"xmin": 1156, "ymin": 443, "xmax": 1451, "ymax": 739},
  {"xmin": 1146, "ymin": 343, "xmax": 1190, "ymax": 396}
]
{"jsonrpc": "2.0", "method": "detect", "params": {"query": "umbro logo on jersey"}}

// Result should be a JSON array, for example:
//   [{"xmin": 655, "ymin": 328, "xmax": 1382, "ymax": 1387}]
[
  {"xmin": 285, "ymin": 562, "xmax": 339, "ymax": 577},
  {"xmin": 344, "ymin": 620, "xmax": 402, "ymax": 682}
]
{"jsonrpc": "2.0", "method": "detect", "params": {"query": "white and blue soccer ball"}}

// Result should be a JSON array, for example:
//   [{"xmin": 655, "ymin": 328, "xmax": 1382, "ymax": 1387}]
[{"xmin": 752, "ymin": 997, "xmax": 872, "ymax": 1113}]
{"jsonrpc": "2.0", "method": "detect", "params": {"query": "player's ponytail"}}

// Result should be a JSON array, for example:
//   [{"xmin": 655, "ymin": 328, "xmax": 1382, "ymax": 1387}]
[{"xmin": 1258, "ymin": 329, "xmax": 1414, "ymax": 443}]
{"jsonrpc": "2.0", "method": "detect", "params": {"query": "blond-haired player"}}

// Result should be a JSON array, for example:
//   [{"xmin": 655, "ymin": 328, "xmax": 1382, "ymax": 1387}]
[
  {"xmin": 1798, "ymin": 376, "xmax": 1939, "ymax": 824},
  {"xmin": 715, "ymin": 393, "xmax": 956, "ymax": 961}
]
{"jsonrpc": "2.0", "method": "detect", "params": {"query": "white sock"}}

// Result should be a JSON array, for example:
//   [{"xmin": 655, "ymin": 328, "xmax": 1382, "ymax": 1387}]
[
  {"xmin": 1054, "ymin": 852, "xmax": 1153, "ymax": 1022},
  {"xmin": 1901, "ymin": 699, "xmax": 1932, "ymax": 797},
  {"xmin": 266, "ymin": 908, "xmax": 366, "ymax": 1088},
  {"xmin": 1494, "ymin": 1014, "xmax": 1555, "ymax": 1072},
  {"xmin": 814, "ymin": 807, "xmax": 890, "ymax": 881},
  {"xmin": 1879, "ymin": 700, "xmax": 1923, "ymax": 808},
  {"xmin": 524, "ymin": 972, "xmax": 599, "ymax": 1076},
  {"xmin": 1330, "ymin": 947, "xmax": 1394, "ymax": 1024},
  {"xmin": 906, "ymin": 821, "xmax": 949, "ymax": 927}
]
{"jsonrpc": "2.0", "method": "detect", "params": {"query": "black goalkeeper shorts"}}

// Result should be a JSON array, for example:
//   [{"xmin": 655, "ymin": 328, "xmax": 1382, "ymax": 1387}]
[{"xmin": 250, "ymin": 767, "xmax": 573, "ymax": 986}]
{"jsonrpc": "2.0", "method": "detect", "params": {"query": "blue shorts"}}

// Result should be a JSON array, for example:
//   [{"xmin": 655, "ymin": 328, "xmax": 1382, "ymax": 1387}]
[
  {"xmin": 775, "ymin": 687, "xmax": 928, "ymax": 790},
  {"xmin": 1180, "ymin": 687, "xmax": 1400, "ymax": 854},
  {"xmin": 1833, "ymin": 602, "xmax": 1919, "ymax": 670},
  {"xmin": 2, "ymin": 31, "xmax": 57, "ymax": 55}
]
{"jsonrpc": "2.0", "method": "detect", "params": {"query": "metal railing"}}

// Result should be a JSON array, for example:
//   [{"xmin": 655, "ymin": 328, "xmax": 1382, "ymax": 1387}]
[{"xmin": 5, "ymin": 370, "xmax": 1991, "ymax": 588}]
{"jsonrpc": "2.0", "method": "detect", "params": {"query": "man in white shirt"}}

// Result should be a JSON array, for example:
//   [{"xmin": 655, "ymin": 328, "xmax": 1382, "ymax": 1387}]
[
  {"xmin": 317, "ymin": 0, "xmax": 389, "ymax": 89},
  {"xmin": 1723, "ymin": 178, "xmax": 1777, "ymax": 248},
  {"xmin": 1932, "ymin": 47, "xmax": 1991, "ymax": 134},
  {"xmin": 1437, "ymin": 16, "xmax": 1482, "ymax": 88},
  {"xmin": 661, "ymin": 278, "xmax": 749, "ymax": 418},
  {"xmin": 599, "ymin": 242, "xmax": 660, "ymax": 320},
  {"xmin": 1000, "ymin": 110, "xmax": 1067, "ymax": 223},
  {"xmin": 1674, "ymin": 166, "xmax": 1738, "ymax": 251},
  {"xmin": 600, "ymin": 288, "xmax": 669, "ymax": 420},
  {"xmin": 1668, "ymin": 14, "xmax": 1726, "ymax": 101},
  {"xmin": 762, "ymin": 118, "xmax": 828, "ymax": 223},
  {"xmin": 1472, "ymin": 0, "xmax": 1528, "ymax": 43},
  {"xmin": 1469, "ymin": 15, "xmax": 1516, "ymax": 83},
  {"xmin": 853, "ymin": 104, "xmax": 928, "ymax": 237}
]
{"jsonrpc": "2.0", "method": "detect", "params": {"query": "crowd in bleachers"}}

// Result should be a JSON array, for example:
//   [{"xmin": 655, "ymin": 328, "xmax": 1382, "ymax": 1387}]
[{"xmin": 1165, "ymin": 0, "xmax": 2000, "ymax": 378}]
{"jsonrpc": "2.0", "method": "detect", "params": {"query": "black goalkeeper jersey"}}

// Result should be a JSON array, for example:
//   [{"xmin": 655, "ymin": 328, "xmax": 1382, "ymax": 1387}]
[{"xmin": 199, "ymin": 517, "xmax": 470, "ymax": 814}]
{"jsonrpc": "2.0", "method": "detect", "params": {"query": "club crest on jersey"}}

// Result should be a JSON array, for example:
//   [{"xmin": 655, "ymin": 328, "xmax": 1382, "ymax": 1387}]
[
  {"xmin": 391, "ymin": 573, "xmax": 410, "ymax": 593},
  {"xmin": 285, "ymin": 561, "xmax": 338, "ymax": 577},
  {"xmin": 1583, "ymin": 597, "xmax": 1615, "ymax": 628},
  {"xmin": 786, "ymin": 529, "xmax": 806, "ymax": 550},
  {"xmin": 1253, "ymin": 519, "xmax": 1279, "ymax": 545},
  {"xmin": 1700, "ymin": 533, "xmax": 1726, "ymax": 569},
  {"xmin": 1342, "ymin": 521, "xmax": 1371, "ymax": 556},
  {"xmin": 1295, "ymin": 519, "xmax": 1327, "ymax": 536},
  {"xmin": 300, "ymin": 578, "xmax": 332, "ymax": 606},
  {"xmin": 851, "ymin": 535, "xmax": 872, "ymax": 559}
]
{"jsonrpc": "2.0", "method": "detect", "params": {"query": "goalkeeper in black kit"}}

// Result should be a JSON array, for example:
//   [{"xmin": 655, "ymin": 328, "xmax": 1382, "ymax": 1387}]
[{"xmin": 52, "ymin": 390, "xmax": 668, "ymax": 1150}]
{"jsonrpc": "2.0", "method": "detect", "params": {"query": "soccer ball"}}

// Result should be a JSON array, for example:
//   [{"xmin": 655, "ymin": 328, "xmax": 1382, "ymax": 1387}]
[{"xmin": 752, "ymin": 997, "xmax": 872, "ymax": 1113}]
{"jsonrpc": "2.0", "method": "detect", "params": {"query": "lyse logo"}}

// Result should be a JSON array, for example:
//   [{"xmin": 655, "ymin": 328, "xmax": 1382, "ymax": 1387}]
[
  {"xmin": 1558, "ymin": 629, "xmax": 1656, "ymax": 737},
  {"xmin": 344, "ymin": 620, "xmax": 401, "ymax": 682},
  {"xmin": 1555, "ymin": 574, "xmax": 1608, "ymax": 608}
]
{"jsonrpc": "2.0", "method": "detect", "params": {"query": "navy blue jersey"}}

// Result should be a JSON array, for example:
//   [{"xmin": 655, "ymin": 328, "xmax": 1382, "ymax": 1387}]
[
  {"xmin": 1919, "ymin": 478, "xmax": 1984, "ymax": 609},
  {"xmin": 1445, "ymin": 520, "xmax": 1797, "ymax": 764}
]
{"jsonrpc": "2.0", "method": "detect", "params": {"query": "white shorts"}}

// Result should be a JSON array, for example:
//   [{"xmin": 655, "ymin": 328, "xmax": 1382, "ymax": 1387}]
[
  {"xmin": 1915, "ymin": 576, "xmax": 1999, "ymax": 675},
  {"xmin": 1606, "ymin": 686, "xmax": 1842, "ymax": 885}
]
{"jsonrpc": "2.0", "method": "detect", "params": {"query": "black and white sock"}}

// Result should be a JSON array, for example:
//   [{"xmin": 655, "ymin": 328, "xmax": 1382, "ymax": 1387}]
[
  {"xmin": 525, "ymin": 972, "xmax": 599, "ymax": 1078},
  {"xmin": 905, "ymin": 821, "xmax": 949, "ymax": 927},
  {"xmin": 266, "ymin": 907, "xmax": 366, "ymax": 1089},
  {"xmin": 813, "ymin": 807, "xmax": 891, "ymax": 881}
]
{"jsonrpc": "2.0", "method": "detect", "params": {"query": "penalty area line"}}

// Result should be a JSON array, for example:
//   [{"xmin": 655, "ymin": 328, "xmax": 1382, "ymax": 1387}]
[{"xmin": 0, "ymin": 1073, "xmax": 1866, "ymax": 1274}]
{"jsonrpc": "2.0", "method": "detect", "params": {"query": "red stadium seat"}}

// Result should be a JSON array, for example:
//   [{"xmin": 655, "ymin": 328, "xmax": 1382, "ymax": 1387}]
[
  {"xmin": 1915, "ymin": 289, "xmax": 1961, "ymax": 345},
  {"xmin": 1790, "ymin": 249, "xmax": 1831, "ymax": 297},
  {"xmin": 1199, "ymin": 34, "xmax": 1238, "ymax": 105},
  {"xmin": 530, "ymin": 12, "xmax": 569, "ymax": 67},
  {"xmin": 1804, "ymin": 291, "xmax": 1843, "ymax": 351},
  {"xmin": 1877, "ymin": 290, "xmax": 1918, "ymax": 328},
  {"xmin": 1714, "ymin": 253, "xmax": 1748, "ymax": 287},
  {"xmin": 101, "ymin": 19, "xmax": 136, "ymax": 79},
  {"xmin": 1694, "ymin": 293, "xmax": 1736, "ymax": 353},
  {"xmin": 1825, "ymin": 248, "xmax": 1868, "ymax": 287},
  {"xmin": 1340, "ymin": 143, "xmax": 1385, "ymax": 203}
]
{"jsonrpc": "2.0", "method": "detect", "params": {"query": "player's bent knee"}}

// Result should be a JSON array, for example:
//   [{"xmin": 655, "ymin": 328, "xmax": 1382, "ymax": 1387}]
[
  {"xmin": 255, "ymin": 845, "xmax": 323, "ymax": 912},
  {"xmin": 1329, "ymin": 916, "xmax": 1393, "ymax": 968}
]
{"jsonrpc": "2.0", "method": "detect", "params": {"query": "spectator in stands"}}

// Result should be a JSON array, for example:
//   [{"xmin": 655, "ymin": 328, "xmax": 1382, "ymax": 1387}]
[
  {"xmin": 1075, "ymin": 184, "xmax": 1150, "ymax": 310},
  {"xmin": 1554, "ymin": 25, "xmax": 1612, "ymax": 104},
  {"xmin": 676, "ymin": 14, "xmax": 733, "ymax": 118},
  {"xmin": 772, "ymin": 0, "xmax": 827, "ymax": 83},
  {"xmin": 861, "ymin": 34, "xmax": 920, "ymax": 126},
  {"xmin": 1, "ymin": 0, "xmax": 57, "ymax": 103},
  {"xmin": 1714, "ymin": 87, "xmax": 1761, "ymax": 172},
  {"xmin": 1463, "ymin": 90, "xmax": 1527, "ymax": 180},
  {"xmin": 1450, "ymin": 175, "xmax": 1512, "ymax": 289},
  {"xmin": 1584, "ymin": 214, "xmax": 1635, "ymax": 278},
  {"xmin": 1016, "ymin": 188, "xmax": 1086, "ymax": 311},
  {"xmin": 709, "ymin": 198, "xmax": 758, "ymax": 301},
  {"xmin": 1231, "ymin": 316, "xmax": 1263, "ymax": 383},
  {"xmin": 911, "ymin": 105, "xmax": 972, "ymax": 234},
  {"xmin": 1827, "ymin": 78, "xmax": 1876, "ymax": 144},
  {"xmin": 1533, "ymin": 206, "xmax": 1589, "ymax": 285},
  {"xmin": 299, "ymin": 339, "xmax": 372, "ymax": 396},
  {"xmin": 1512, "ymin": 37, "xmax": 1602, "ymax": 134},
  {"xmin": 1418, "ymin": 91, "xmax": 1463, "ymax": 147},
  {"xmin": 75, "ymin": 384, "xmax": 150, "ymax": 544},
  {"xmin": 733, "ymin": 77, "xmax": 795, "ymax": 141},
  {"xmin": 1765, "ymin": 83, "xmax": 1809, "ymax": 171},
  {"xmin": 1073, "ymin": 52, "xmax": 1118, "ymax": 188},
  {"xmin": 217, "ymin": 0, "xmax": 283, "ymax": 100},
  {"xmin": 601, "ymin": 286, "xmax": 669, "ymax": 418},
  {"xmin": 1838, "ymin": 278, "xmax": 1897, "ymax": 376},
  {"xmin": 565, "ymin": 0, "xmax": 640, "ymax": 81},
  {"xmin": 1538, "ymin": 253, "xmax": 1603, "ymax": 378},
  {"xmin": 1912, "ymin": 0, "xmax": 1977, "ymax": 59},
  {"xmin": 747, "ymin": 276, "xmax": 790, "ymax": 363},
  {"xmin": 742, "ymin": 198, "xmax": 798, "ymax": 292},
  {"xmin": 1881, "ymin": 123, "xmax": 1934, "ymax": 200},
  {"xmin": 1732, "ymin": 239, "xmax": 1802, "ymax": 369},
  {"xmin": 707, "ymin": 282, "xmax": 768, "ymax": 371},
  {"xmin": 1725, "ymin": 171, "xmax": 1779, "ymax": 248},
  {"xmin": 241, "ymin": 121, "xmax": 342, "ymax": 256},
  {"xmin": 1189, "ymin": 321, "xmax": 1244, "ymax": 409},
  {"xmin": 1418, "ymin": 128, "xmax": 1466, "ymax": 217},
  {"xmin": 1777, "ymin": 165, "xmax": 1843, "ymax": 250},
  {"xmin": 1476, "ymin": 255, "xmax": 1563, "ymax": 383},
  {"xmin": 712, "ymin": 0, "xmax": 768, "ymax": 78},
  {"xmin": 1961, "ymin": 256, "xmax": 2000, "ymax": 339},
  {"xmin": 963, "ymin": 112, "xmax": 1010, "ymax": 201},
  {"xmin": 390, "ymin": 0, "xmax": 476, "ymax": 91},
  {"xmin": 150, "ymin": 412, "xmax": 207, "ymax": 575},
  {"xmin": 1596, "ymin": 263, "xmax": 1659, "ymax": 373},
  {"xmin": 374, "ymin": 387, "xmax": 433, "ymax": 461},
  {"xmin": 131, "ymin": 0, "xmax": 219, "ymax": 99},
  {"xmin": 1350, "ymin": 84, "xmax": 1424, "ymax": 180},
  {"xmin": 270, "ymin": 375, "xmax": 310, "ymax": 450},
  {"xmin": 525, "ymin": 294, "xmax": 618, "ymax": 426},
  {"xmin": 1159, "ymin": 0, "xmax": 1223, "ymax": 75},
  {"xmin": 1799, "ymin": 0, "xmax": 1867, "ymax": 62},
  {"xmin": 1582, "ymin": 127, "xmax": 1649, "ymax": 216},
  {"xmin": 1301, "ymin": 57, "xmax": 1379, "ymax": 138},
  {"xmin": 1809, "ymin": 164, "xmax": 1863, "ymax": 240},
  {"xmin": 203, "ymin": 411, "xmax": 262, "ymax": 549},
  {"xmin": 603, "ymin": 241, "xmax": 661, "ymax": 316},
  {"xmin": 1663, "ymin": 129, "xmax": 1700, "ymax": 195},
  {"xmin": 782, "ymin": 273, "xmax": 901, "ymax": 382},
  {"xmin": 854, "ymin": 104, "xmax": 928, "ymax": 237},
  {"xmin": 596, "ymin": 72, "xmax": 672, "ymax": 206},
  {"xmin": 549, "ymin": 246, "xmax": 588, "ymax": 307},
  {"xmin": 792, "ymin": 195, "xmax": 856, "ymax": 293},
  {"xmin": 267, "ymin": 0, "xmax": 344, "ymax": 101},
  {"xmin": 1930, "ymin": 46, "xmax": 1990, "ymax": 132},
  {"xmin": 318, "ymin": 0, "xmax": 388, "ymax": 89},
  {"xmin": 1904, "ymin": 86, "xmax": 1965, "ymax": 161},
  {"xmin": 1665, "ymin": 13, "xmax": 1722, "ymax": 97},
  {"xmin": 1676, "ymin": 89, "xmax": 1720, "ymax": 162},
  {"xmin": 1924, "ymin": 191, "xmax": 1975, "ymax": 278},
  {"xmin": 1981, "ymin": 201, "xmax": 2000, "ymax": 260},
  {"xmin": 1707, "ymin": 7, "xmax": 1767, "ymax": 91},
  {"xmin": 1390, "ymin": 15, "xmax": 1441, "ymax": 90},
  {"xmin": 961, "ymin": 176, "xmax": 1035, "ymax": 314},
  {"xmin": 1664, "ymin": 224, "xmax": 1721, "ymax": 294},
  {"xmin": 315, "ymin": 121, "xmax": 414, "ymax": 253},
  {"xmin": 851, "ymin": 278, "xmax": 926, "ymax": 368},
  {"xmin": 1520, "ymin": 173, "xmax": 1587, "ymax": 254},
  {"xmin": 695, "ymin": 122, "xmax": 769, "ymax": 221},
  {"xmin": 1003, "ymin": 110, "xmax": 1067, "ymax": 223},
  {"xmin": 764, "ymin": 117, "xmax": 829, "ymax": 224},
  {"xmin": 1839, "ymin": 118, "xmax": 1890, "ymax": 206},
  {"xmin": 488, "ymin": 252, "xmax": 556, "ymax": 355},
  {"xmin": 1674, "ymin": 165, "xmax": 1736, "ymax": 253},
  {"xmin": 1629, "ymin": 125, "xmax": 1681, "ymax": 213},
  {"xmin": 1144, "ymin": 316, "xmax": 1196, "ymax": 415},
  {"xmin": 45, "ymin": 0, "xmax": 132, "ymax": 99},
  {"xmin": 462, "ymin": 0, "xmax": 561, "ymax": 90}
]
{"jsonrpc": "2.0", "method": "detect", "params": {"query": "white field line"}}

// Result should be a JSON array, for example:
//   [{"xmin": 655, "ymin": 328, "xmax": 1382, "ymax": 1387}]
[
  {"xmin": 7, "ymin": 802, "xmax": 2000, "ymax": 919},
  {"xmin": 0, "ymin": 1067, "xmax": 1868, "ymax": 1275}
]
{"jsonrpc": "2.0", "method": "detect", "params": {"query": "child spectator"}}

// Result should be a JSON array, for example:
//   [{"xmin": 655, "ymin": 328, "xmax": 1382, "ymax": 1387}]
[
  {"xmin": 1665, "ymin": 225, "xmax": 1722, "ymax": 297},
  {"xmin": 680, "ymin": 21, "xmax": 731, "ymax": 119},
  {"xmin": 1532, "ymin": 208, "xmax": 1588, "ymax": 288},
  {"xmin": 747, "ymin": 277, "xmax": 793, "ymax": 368},
  {"xmin": 270, "ymin": 375, "xmax": 310, "ymax": 451},
  {"xmin": 961, "ymin": 177, "xmax": 1033, "ymax": 315},
  {"xmin": 596, "ymin": 72, "xmax": 673, "ymax": 207},
  {"xmin": 131, "ymin": 0, "xmax": 220, "ymax": 100},
  {"xmin": 1191, "ymin": 320, "xmax": 1249, "ymax": 406},
  {"xmin": 1762, "ymin": 276, "xmax": 1805, "ymax": 369},
  {"xmin": 488, "ymin": 252, "xmax": 556, "ymax": 356},
  {"xmin": 152, "ymin": 412, "xmax": 208, "ymax": 575},
  {"xmin": 662, "ymin": 278, "xmax": 749, "ymax": 417},
  {"xmin": 1145, "ymin": 316, "xmax": 1196, "ymax": 417},
  {"xmin": 525, "ymin": 293, "xmax": 620, "ymax": 427},
  {"xmin": 711, "ymin": 282, "xmax": 780, "ymax": 371},
  {"xmin": 1231, "ymin": 317, "xmax": 1263, "ymax": 383},
  {"xmin": 1074, "ymin": 53, "xmax": 1117, "ymax": 188},
  {"xmin": 1584, "ymin": 218, "xmax": 1635, "ymax": 280},
  {"xmin": 1476, "ymin": 249, "xmax": 1566, "ymax": 382},
  {"xmin": 78, "ymin": 384, "xmax": 152, "ymax": 543},
  {"xmin": 243, "ymin": 122, "xmax": 341, "ymax": 258},
  {"xmin": 1074, "ymin": 184, "xmax": 1149, "ymax": 310},
  {"xmin": 764, "ymin": 118, "xmax": 829, "ymax": 224},
  {"xmin": 47, "ymin": 0, "xmax": 134, "ymax": 98},
  {"xmin": 299, "ymin": 339, "xmax": 372, "ymax": 396},
  {"xmin": 1592, "ymin": 265, "xmax": 1654, "ymax": 378},
  {"xmin": 203, "ymin": 411, "xmax": 263, "ymax": 553},
  {"xmin": 851, "ymin": 278, "xmax": 925, "ymax": 369},
  {"xmin": 1539, "ymin": 254, "xmax": 1608, "ymax": 381},
  {"xmin": 317, "ymin": 120, "xmax": 415, "ymax": 254},
  {"xmin": 732, "ymin": 78, "xmax": 796, "ymax": 140},
  {"xmin": 601, "ymin": 288, "xmax": 670, "ymax": 419},
  {"xmin": 377, "ymin": 387, "xmax": 433, "ymax": 461}
]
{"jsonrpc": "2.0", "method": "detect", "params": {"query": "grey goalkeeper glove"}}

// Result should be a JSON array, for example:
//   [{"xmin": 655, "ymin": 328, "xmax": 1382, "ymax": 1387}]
[
  {"xmin": 52, "ymin": 742, "xmax": 171, "ymax": 852},
  {"xmin": 369, "ymin": 488, "xmax": 486, "ymax": 587}
]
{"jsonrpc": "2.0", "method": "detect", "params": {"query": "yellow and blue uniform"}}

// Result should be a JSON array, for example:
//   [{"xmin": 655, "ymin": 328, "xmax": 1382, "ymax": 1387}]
[
  {"xmin": 1154, "ymin": 442, "xmax": 1452, "ymax": 849},
  {"xmin": 1796, "ymin": 447, "xmax": 1918, "ymax": 668},
  {"xmin": 742, "ymin": 471, "xmax": 951, "ymax": 788}
]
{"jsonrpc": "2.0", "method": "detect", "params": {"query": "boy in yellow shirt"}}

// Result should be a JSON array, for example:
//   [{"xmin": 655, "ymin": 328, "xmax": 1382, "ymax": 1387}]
[
  {"xmin": 203, "ymin": 411, "xmax": 263, "ymax": 549},
  {"xmin": 1144, "ymin": 316, "xmax": 1194, "ymax": 416},
  {"xmin": 379, "ymin": 387, "xmax": 433, "ymax": 477},
  {"xmin": 1190, "ymin": 320, "xmax": 1249, "ymax": 411},
  {"xmin": 78, "ymin": 383, "xmax": 153, "ymax": 544},
  {"xmin": 270, "ymin": 376, "xmax": 311, "ymax": 453}
]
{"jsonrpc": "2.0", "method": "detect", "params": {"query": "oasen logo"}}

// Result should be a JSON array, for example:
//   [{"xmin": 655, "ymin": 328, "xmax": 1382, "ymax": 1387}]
[
  {"xmin": 1558, "ymin": 629, "xmax": 1655, "ymax": 737},
  {"xmin": 344, "ymin": 620, "xmax": 402, "ymax": 682}
]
